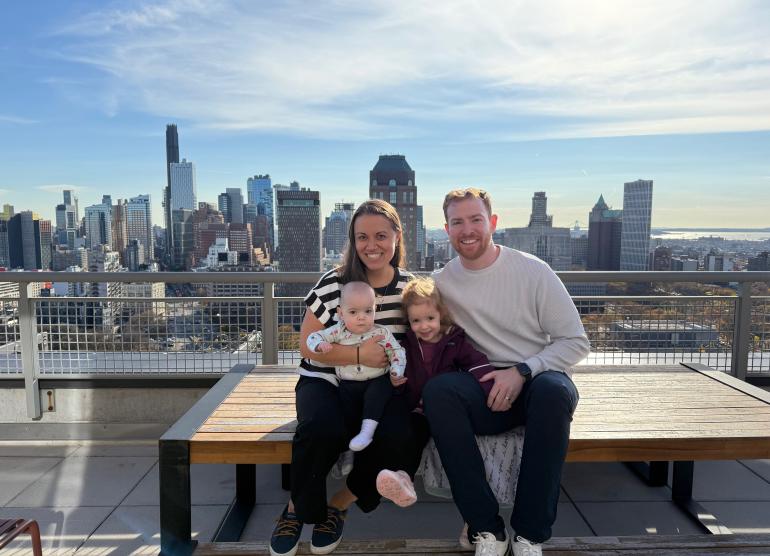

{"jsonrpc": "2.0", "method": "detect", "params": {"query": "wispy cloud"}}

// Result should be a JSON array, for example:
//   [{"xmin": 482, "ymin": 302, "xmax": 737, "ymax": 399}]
[
  {"xmin": 50, "ymin": 0, "xmax": 770, "ymax": 140},
  {"xmin": 36, "ymin": 184, "xmax": 90, "ymax": 193},
  {"xmin": 0, "ymin": 114, "xmax": 38, "ymax": 125},
  {"xmin": 0, "ymin": 189, "xmax": 10, "ymax": 195}
]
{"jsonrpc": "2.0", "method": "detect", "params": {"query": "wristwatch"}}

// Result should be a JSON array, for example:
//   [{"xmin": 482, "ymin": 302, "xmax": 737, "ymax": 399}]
[{"xmin": 515, "ymin": 362, "xmax": 533, "ymax": 382}]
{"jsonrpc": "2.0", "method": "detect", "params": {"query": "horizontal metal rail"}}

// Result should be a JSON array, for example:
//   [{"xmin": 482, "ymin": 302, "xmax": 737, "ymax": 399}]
[{"xmin": 1, "ymin": 271, "xmax": 768, "ymax": 418}]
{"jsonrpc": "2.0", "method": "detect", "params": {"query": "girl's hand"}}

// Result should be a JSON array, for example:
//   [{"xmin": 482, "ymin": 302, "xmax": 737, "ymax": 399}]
[{"xmin": 390, "ymin": 374, "xmax": 408, "ymax": 387}]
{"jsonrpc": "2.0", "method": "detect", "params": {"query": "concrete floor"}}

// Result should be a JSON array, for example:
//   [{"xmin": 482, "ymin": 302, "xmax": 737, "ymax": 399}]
[{"xmin": 2, "ymin": 441, "xmax": 770, "ymax": 555}]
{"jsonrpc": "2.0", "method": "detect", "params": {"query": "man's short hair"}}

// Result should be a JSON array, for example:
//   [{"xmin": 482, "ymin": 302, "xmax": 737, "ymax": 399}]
[{"xmin": 443, "ymin": 188, "xmax": 493, "ymax": 221}]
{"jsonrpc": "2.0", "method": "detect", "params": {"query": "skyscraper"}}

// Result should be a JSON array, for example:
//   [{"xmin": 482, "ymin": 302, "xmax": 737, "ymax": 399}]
[
  {"xmin": 172, "ymin": 209, "xmax": 194, "ymax": 270},
  {"xmin": 416, "ymin": 205, "xmax": 427, "ymax": 269},
  {"xmin": 7, "ymin": 212, "xmax": 51, "ymax": 270},
  {"xmin": 620, "ymin": 179, "xmax": 654, "ymax": 271},
  {"xmin": 502, "ymin": 191, "xmax": 571, "ymax": 270},
  {"xmin": 528, "ymin": 192, "xmax": 553, "ymax": 227},
  {"xmin": 112, "ymin": 199, "xmax": 128, "ymax": 258},
  {"xmin": 164, "ymin": 124, "xmax": 180, "ymax": 261},
  {"xmin": 587, "ymin": 194, "xmax": 623, "ymax": 270},
  {"xmin": 56, "ymin": 190, "xmax": 79, "ymax": 248},
  {"xmin": 170, "ymin": 159, "xmax": 197, "ymax": 211},
  {"xmin": 247, "ymin": 174, "xmax": 274, "ymax": 252},
  {"xmin": 84, "ymin": 204, "xmax": 113, "ymax": 249},
  {"xmin": 276, "ymin": 183, "xmax": 320, "ymax": 295},
  {"xmin": 218, "ymin": 188, "xmax": 244, "ymax": 224},
  {"xmin": 369, "ymin": 155, "xmax": 420, "ymax": 269},
  {"xmin": 0, "ymin": 219, "xmax": 9, "ymax": 267},
  {"xmin": 323, "ymin": 202, "xmax": 355, "ymax": 255},
  {"xmin": 126, "ymin": 195, "xmax": 154, "ymax": 266}
]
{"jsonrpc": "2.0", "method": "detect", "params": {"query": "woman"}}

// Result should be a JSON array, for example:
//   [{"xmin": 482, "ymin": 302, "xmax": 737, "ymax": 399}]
[{"xmin": 270, "ymin": 199, "xmax": 413, "ymax": 556}]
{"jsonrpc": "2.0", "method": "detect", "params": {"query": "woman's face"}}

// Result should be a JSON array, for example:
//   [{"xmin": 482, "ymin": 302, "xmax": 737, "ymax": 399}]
[{"xmin": 353, "ymin": 214, "xmax": 400, "ymax": 274}]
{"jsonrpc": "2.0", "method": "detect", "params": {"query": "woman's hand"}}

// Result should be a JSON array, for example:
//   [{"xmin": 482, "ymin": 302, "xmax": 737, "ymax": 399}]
[
  {"xmin": 390, "ymin": 374, "xmax": 408, "ymax": 387},
  {"xmin": 358, "ymin": 336, "xmax": 387, "ymax": 367}
]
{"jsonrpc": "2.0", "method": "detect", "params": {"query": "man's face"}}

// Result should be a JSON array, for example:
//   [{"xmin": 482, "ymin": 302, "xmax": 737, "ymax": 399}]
[{"xmin": 444, "ymin": 197, "xmax": 497, "ymax": 263}]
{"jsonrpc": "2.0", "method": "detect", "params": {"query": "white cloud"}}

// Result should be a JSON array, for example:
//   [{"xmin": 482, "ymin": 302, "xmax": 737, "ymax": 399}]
[
  {"xmin": 51, "ymin": 0, "xmax": 770, "ymax": 140},
  {"xmin": 0, "ymin": 114, "xmax": 38, "ymax": 125},
  {"xmin": 36, "ymin": 184, "xmax": 90, "ymax": 193}
]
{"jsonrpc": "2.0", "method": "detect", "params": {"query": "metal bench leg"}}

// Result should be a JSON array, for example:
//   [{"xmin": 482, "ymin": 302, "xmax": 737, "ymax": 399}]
[
  {"xmin": 626, "ymin": 461, "xmax": 669, "ymax": 486},
  {"xmin": 213, "ymin": 464, "xmax": 257, "ymax": 542},
  {"xmin": 159, "ymin": 439, "xmax": 196, "ymax": 556},
  {"xmin": 671, "ymin": 461, "xmax": 731, "ymax": 535},
  {"xmin": 282, "ymin": 463, "xmax": 291, "ymax": 491}
]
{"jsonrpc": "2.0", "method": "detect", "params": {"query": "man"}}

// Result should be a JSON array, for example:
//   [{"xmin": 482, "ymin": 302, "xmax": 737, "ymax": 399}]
[{"xmin": 424, "ymin": 188, "xmax": 590, "ymax": 556}]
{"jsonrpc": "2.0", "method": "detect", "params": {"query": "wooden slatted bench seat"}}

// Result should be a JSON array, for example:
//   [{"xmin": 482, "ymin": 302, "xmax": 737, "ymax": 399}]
[{"xmin": 159, "ymin": 363, "xmax": 770, "ymax": 556}]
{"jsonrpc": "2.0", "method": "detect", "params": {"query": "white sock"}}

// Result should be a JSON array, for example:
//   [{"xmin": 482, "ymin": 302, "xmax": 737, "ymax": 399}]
[{"xmin": 349, "ymin": 419, "xmax": 378, "ymax": 451}]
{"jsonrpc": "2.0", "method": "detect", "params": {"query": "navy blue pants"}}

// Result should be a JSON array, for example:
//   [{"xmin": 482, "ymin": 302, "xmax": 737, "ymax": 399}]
[
  {"xmin": 291, "ymin": 375, "xmax": 414, "ymax": 522},
  {"xmin": 423, "ymin": 370, "xmax": 579, "ymax": 543}
]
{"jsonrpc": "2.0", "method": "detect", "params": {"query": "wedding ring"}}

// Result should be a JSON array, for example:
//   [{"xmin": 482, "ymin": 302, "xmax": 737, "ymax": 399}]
[{"xmin": 504, "ymin": 396, "xmax": 511, "ymax": 401}]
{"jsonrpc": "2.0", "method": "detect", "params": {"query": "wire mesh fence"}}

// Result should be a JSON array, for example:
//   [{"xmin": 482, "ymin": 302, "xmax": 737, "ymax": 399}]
[
  {"xmin": 575, "ymin": 296, "xmax": 736, "ymax": 371},
  {"xmin": 0, "ymin": 298, "xmax": 21, "ymax": 375},
  {"xmin": 749, "ymin": 297, "xmax": 770, "ymax": 375},
  {"xmin": 1, "ymin": 286, "xmax": 768, "ymax": 377},
  {"xmin": 35, "ymin": 297, "xmax": 264, "ymax": 375}
]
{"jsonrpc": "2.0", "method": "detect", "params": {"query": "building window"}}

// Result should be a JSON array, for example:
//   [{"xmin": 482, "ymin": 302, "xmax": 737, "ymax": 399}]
[
  {"xmin": 408, "ymin": 180, "xmax": 412, "ymax": 186},
  {"xmin": 372, "ymin": 179, "xmax": 377, "ymax": 186},
  {"xmin": 390, "ymin": 191, "xmax": 397, "ymax": 204},
  {"xmin": 389, "ymin": 179, "xmax": 396, "ymax": 187}
]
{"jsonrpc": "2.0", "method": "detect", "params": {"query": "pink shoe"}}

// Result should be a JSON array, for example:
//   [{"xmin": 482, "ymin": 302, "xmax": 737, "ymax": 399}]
[{"xmin": 376, "ymin": 469, "xmax": 417, "ymax": 507}]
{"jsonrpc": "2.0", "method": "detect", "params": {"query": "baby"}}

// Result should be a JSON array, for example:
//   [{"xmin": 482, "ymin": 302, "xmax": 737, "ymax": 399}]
[{"xmin": 307, "ymin": 281, "xmax": 406, "ymax": 451}]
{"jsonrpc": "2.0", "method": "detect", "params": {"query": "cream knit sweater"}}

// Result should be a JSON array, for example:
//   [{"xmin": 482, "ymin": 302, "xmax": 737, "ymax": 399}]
[{"xmin": 434, "ymin": 246, "xmax": 590, "ymax": 376}]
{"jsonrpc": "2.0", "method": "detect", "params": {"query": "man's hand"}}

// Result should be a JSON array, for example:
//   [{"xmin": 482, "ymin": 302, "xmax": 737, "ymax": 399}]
[
  {"xmin": 358, "ymin": 335, "xmax": 387, "ymax": 367},
  {"xmin": 479, "ymin": 367, "xmax": 526, "ymax": 412},
  {"xmin": 390, "ymin": 374, "xmax": 408, "ymax": 387}
]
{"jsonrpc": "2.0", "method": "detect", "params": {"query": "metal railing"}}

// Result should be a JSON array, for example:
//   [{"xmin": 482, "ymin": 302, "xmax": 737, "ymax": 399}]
[{"xmin": 1, "ymin": 270, "xmax": 769, "ymax": 418}]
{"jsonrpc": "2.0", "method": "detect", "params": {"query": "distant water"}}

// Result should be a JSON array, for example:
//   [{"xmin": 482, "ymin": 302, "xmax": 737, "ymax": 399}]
[{"xmin": 653, "ymin": 230, "xmax": 770, "ymax": 241}]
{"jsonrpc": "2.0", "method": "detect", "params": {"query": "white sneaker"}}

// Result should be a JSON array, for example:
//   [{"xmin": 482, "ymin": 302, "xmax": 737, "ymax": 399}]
[
  {"xmin": 472, "ymin": 530, "xmax": 511, "ymax": 556},
  {"xmin": 511, "ymin": 535, "xmax": 542, "ymax": 556}
]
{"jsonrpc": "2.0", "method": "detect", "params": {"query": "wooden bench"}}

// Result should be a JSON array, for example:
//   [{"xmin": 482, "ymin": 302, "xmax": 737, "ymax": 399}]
[{"xmin": 159, "ymin": 363, "xmax": 770, "ymax": 555}]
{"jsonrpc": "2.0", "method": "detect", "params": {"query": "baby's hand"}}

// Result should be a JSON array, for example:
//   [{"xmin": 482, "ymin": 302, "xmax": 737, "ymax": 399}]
[
  {"xmin": 317, "ymin": 342, "xmax": 333, "ymax": 353},
  {"xmin": 390, "ymin": 373, "xmax": 407, "ymax": 387}
]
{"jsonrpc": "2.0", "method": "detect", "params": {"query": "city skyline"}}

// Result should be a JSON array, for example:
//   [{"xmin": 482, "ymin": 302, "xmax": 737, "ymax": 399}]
[{"xmin": 1, "ymin": 1, "xmax": 769, "ymax": 229}]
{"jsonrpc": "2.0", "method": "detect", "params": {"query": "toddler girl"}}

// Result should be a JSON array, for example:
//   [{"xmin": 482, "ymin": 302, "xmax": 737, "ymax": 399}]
[{"xmin": 376, "ymin": 276, "xmax": 494, "ymax": 506}]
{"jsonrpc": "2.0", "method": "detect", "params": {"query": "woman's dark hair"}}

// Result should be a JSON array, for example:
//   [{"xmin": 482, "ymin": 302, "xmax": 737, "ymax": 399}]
[{"xmin": 339, "ymin": 199, "xmax": 404, "ymax": 283}]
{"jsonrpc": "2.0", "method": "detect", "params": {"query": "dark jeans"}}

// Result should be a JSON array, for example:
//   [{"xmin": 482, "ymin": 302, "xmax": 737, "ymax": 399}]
[
  {"xmin": 404, "ymin": 411, "xmax": 432, "ymax": 479},
  {"xmin": 338, "ymin": 374, "xmax": 393, "ymax": 426},
  {"xmin": 423, "ymin": 370, "xmax": 579, "ymax": 543},
  {"xmin": 291, "ymin": 375, "xmax": 414, "ymax": 523}
]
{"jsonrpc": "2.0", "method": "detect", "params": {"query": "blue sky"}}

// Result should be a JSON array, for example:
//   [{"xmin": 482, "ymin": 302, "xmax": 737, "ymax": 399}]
[{"xmin": 1, "ymin": 0, "xmax": 769, "ymax": 229}]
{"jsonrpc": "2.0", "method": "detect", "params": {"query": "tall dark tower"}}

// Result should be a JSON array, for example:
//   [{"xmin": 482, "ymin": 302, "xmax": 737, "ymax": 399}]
[
  {"xmin": 164, "ymin": 124, "xmax": 180, "ymax": 262},
  {"xmin": 369, "ymin": 155, "xmax": 420, "ymax": 269},
  {"xmin": 587, "ymin": 194, "xmax": 623, "ymax": 270}
]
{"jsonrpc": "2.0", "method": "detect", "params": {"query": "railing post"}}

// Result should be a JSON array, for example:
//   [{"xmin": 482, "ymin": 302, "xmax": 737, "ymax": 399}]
[
  {"xmin": 19, "ymin": 283, "xmax": 42, "ymax": 418},
  {"xmin": 731, "ymin": 282, "xmax": 752, "ymax": 380},
  {"xmin": 262, "ymin": 281, "xmax": 278, "ymax": 365}
]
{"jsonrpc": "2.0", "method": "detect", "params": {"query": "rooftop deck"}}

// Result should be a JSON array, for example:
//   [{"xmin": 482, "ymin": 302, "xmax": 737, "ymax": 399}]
[{"xmin": 1, "ymin": 438, "xmax": 770, "ymax": 554}]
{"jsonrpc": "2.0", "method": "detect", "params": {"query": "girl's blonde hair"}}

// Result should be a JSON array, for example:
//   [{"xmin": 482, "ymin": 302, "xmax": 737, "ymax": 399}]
[{"xmin": 401, "ymin": 277, "xmax": 453, "ymax": 333}]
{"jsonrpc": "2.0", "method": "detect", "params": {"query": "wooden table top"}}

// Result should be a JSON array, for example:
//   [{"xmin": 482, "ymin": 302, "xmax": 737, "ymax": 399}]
[{"xmin": 189, "ymin": 364, "xmax": 770, "ymax": 464}]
